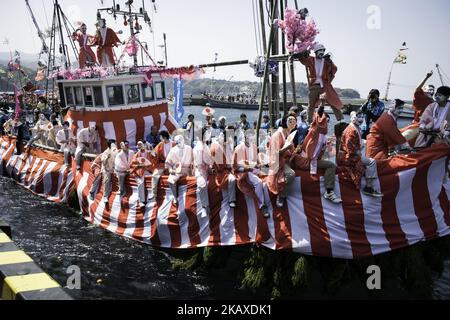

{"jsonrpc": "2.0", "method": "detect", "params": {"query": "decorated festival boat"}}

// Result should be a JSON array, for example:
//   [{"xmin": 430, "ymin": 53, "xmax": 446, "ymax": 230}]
[{"xmin": 0, "ymin": 2, "xmax": 450, "ymax": 300}]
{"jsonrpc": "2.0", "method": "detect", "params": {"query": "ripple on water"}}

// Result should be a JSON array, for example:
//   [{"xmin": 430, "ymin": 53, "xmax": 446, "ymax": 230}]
[{"xmin": 1, "ymin": 175, "xmax": 449, "ymax": 300}]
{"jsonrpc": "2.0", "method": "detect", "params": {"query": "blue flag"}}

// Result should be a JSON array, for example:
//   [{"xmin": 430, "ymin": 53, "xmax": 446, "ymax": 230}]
[{"xmin": 174, "ymin": 78, "xmax": 184, "ymax": 124}]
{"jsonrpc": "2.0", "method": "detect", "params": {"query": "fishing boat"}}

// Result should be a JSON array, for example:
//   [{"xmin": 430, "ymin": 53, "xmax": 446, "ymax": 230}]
[
  {"xmin": 208, "ymin": 97, "xmax": 265, "ymax": 111},
  {"xmin": 0, "ymin": 1, "xmax": 449, "ymax": 298}
]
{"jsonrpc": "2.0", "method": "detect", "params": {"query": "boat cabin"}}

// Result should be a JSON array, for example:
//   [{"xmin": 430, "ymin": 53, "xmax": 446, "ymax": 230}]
[{"xmin": 57, "ymin": 73, "xmax": 167, "ymax": 111}]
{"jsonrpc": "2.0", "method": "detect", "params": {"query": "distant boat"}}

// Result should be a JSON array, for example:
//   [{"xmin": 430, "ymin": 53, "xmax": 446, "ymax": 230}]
[{"xmin": 208, "ymin": 97, "xmax": 267, "ymax": 110}]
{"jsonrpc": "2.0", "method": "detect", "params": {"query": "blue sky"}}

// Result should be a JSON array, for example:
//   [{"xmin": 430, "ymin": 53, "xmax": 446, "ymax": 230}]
[{"xmin": 1, "ymin": 0, "xmax": 449, "ymax": 99}]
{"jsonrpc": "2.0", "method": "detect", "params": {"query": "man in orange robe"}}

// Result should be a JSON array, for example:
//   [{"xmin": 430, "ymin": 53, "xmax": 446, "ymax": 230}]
[
  {"xmin": 291, "ymin": 106, "xmax": 342, "ymax": 203},
  {"xmin": 210, "ymin": 132, "xmax": 236, "ymax": 207},
  {"xmin": 337, "ymin": 111, "xmax": 383, "ymax": 197},
  {"xmin": 413, "ymin": 72, "xmax": 435, "ymax": 123},
  {"xmin": 88, "ymin": 153, "xmax": 103, "ymax": 201},
  {"xmin": 131, "ymin": 141, "xmax": 155, "ymax": 206},
  {"xmin": 366, "ymin": 99, "xmax": 412, "ymax": 160},
  {"xmin": 94, "ymin": 19, "xmax": 121, "ymax": 67},
  {"xmin": 267, "ymin": 114, "xmax": 297, "ymax": 208},
  {"xmin": 299, "ymin": 43, "xmax": 344, "ymax": 124},
  {"xmin": 402, "ymin": 72, "xmax": 435, "ymax": 145},
  {"xmin": 232, "ymin": 130, "xmax": 269, "ymax": 218},
  {"xmin": 149, "ymin": 131, "xmax": 174, "ymax": 201},
  {"xmin": 72, "ymin": 23, "xmax": 97, "ymax": 68}
]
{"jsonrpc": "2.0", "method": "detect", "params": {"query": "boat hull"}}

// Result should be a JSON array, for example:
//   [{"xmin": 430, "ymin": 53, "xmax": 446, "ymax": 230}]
[{"xmin": 1, "ymin": 136, "xmax": 449, "ymax": 259}]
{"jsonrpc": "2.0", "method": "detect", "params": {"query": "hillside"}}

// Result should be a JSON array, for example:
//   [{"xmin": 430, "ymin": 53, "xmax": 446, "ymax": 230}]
[{"xmin": 165, "ymin": 78, "xmax": 361, "ymax": 99}]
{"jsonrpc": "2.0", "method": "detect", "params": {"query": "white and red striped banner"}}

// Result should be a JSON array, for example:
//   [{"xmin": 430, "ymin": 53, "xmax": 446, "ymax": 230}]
[
  {"xmin": 1, "ymin": 136, "xmax": 449, "ymax": 259},
  {"xmin": 66, "ymin": 102, "xmax": 179, "ymax": 149},
  {"xmin": 0, "ymin": 137, "xmax": 74, "ymax": 203}
]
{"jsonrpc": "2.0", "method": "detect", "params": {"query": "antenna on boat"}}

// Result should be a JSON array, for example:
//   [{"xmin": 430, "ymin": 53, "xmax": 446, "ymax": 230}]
[
  {"xmin": 98, "ymin": 0, "xmax": 155, "ymax": 68},
  {"xmin": 42, "ymin": 0, "xmax": 79, "ymax": 103},
  {"xmin": 210, "ymin": 53, "xmax": 219, "ymax": 95}
]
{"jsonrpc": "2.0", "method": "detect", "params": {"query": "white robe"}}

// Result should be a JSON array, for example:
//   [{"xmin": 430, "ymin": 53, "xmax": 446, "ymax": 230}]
[
  {"xmin": 56, "ymin": 129, "xmax": 75, "ymax": 152},
  {"xmin": 114, "ymin": 150, "xmax": 135, "ymax": 173}
]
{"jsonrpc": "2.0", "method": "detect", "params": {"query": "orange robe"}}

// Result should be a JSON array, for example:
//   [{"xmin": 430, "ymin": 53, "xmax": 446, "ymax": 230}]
[
  {"xmin": 232, "ymin": 143, "xmax": 260, "ymax": 201},
  {"xmin": 152, "ymin": 142, "xmax": 175, "ymax": 170},
  {"xmin": 267, "ymin": 129, "xmax": 293, "ymax": 195},
  {"xmin": 366, "ymin": 113, "xmax": 407, "ymax": 160},
  {"xmin": 131, "ymin": 150, "xmax": 154, "ymax": 178},
  {"xmin": 94, "ymin": 28, "xmax": 121, "ymax": 66},
  {"xmin": 412, "ymin": 89, "xmax": 433, "ymax": 123},
  {"xmin": 91, "ymin": 154, "xmax": 102, "ymax": 178},
  {"xmin": 210, "ymin": 142, "xmax": 232, "ymax": 189},
  {"xmin": 291, "ymin": 112, "xmax": 328, "ymax": 170},
  {"xmin": 337, "ymin": 124, "xmax": 365, "ymax": 188},
  {"xmin": 298, "ymin": 55, "xmax": 343, "ymax": 110},
  {"xmin": 73, "ymin": 33, "xmax": 97, "ymax": 68}
]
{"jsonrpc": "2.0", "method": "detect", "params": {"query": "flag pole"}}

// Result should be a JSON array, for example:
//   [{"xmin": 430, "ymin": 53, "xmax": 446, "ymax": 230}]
[{"xmin": 384, "ymin": 61, "xmax": 395, "ymax": 101}]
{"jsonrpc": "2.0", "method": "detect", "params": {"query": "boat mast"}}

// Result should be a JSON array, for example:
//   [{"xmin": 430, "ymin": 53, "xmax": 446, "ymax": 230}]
[
  {"xmin": 436, "ymin": 64, "xmax": 445, "ymax": 86},
  {"xmin": 256, "ymin": 0, "xmax": 278, "ymax": 145},
  {"xmin": 270, "ymin": 0, "xmax": 280, "ymax": 126},
  {"xmin": 258, "ymin": 0, "xmax": 272, "ymax": 115},
  {"xmin": 163, "ymin": 33, "xmax": 168, "ymax": 67},
  {"xmin": 280, "ymin": 0, "xmax": 288, "ymax": 115},
  {"xmin": 289, "ymin": 0, "xmax": 299, "ymax": 111},
  {"xmin": 384, "ymin": 61, "xmax": 395, "ymax": 101},
  {"xmin": 55, "ymin": 0, "xmax": 69, "ymax": 69},
  {"xmin": 24, "ymin": 0, "xmax": 49, "ymax": 56}
]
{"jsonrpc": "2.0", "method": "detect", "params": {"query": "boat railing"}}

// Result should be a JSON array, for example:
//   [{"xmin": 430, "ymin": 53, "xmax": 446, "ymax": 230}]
[{"xmin": 32, "ymin": 143, "xmax": 97, "ymax": 161}]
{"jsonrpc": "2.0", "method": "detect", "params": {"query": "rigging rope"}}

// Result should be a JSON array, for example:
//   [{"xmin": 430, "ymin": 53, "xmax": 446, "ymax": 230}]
[
  {"xmin": 152, "ymin": 1, "xmax": 156, "ymax": 63},
  {"xmin": 252, "ymin": 0, "xmax": 261, "ymax": 56},
  {"xmin": 255, "ymin": 0, "xmax": 264, "ymax": 55},
  {"xmin": 439, "ymin": 66, "xmax": 450, "ymax": 84},
  {"xmin": 26, "ymin": 11, "xmax": 38, "ymax": 57},
  {"xmin": 265, "ymin": 0, "xmax": 273, "ymax": 27},
  {"xmin": 42, "ymin": 0, "xmax": 51, "ymax": 30}
]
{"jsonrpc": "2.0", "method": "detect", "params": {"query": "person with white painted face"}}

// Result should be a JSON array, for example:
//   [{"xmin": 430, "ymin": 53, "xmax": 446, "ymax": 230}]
[
  {"xmin": 75, "ymin": 125, "xmax": 99, "ymax": 171},
  {"xmin": 56, "ymin": 121, "xmax": 76, "ymax": 166},
  {"xmin": 299, "ymin": 43, "xmax": 344, "ymax": 124},
  {"xmin": 338, "ymin": 111, "xmax": 383, "ymax": 197},
  {"xmin": 72, "ymin": 23, "xmax": 97, "ymax": 68},
  {"xmin": 268, "ymin": 115, "xmax": 297, "ymax": 208},
  {"xmin": 193, "ymin": 131, "xmax": 213, "ymax": 215},
  {"xmin": 412, "ymin": 72, "xmax": 435, "ymax": 124},
  {"xmin": 166, "ymin": 135, "xmax": 193, "ymax": 206},
  {"xmin": 366, "ymin": 99, "xmax": 412, "ymax": 160},
  {"xmin": 131, "ymin": 141, "xmax": 155, "ymax": 206},
  {"xmin": 94, "ymin": 19, "xmax": 121, "ymax": 67},
  {"xmin": 232, "ymin": 130, "xmax": 270, "ymax": 218},
  {"xmin": 415, "ymin": 86, "xmax": 450, "ymax": 148},
  {"xmin": 149, "ymin": 131, "xmax": 174, "ymax": 202},
  {"xmin": 210, "ymin": 132, "xmax": 237, "ymax": 208},
  {"xmin": 27, "ymin": 113, "xmax": 50, "ymax": 147},
  {"xmin": 100, "ymin": 140, "xmax": 118, "ymax": 204},
  {"xmin": 115, "ymin": 141, "xmax": 135, "ymax": 200}
]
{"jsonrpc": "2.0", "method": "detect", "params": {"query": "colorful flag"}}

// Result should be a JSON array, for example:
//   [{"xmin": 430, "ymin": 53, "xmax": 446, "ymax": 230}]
[
  {"xmin": 173, "ymin": 78, "xmax": 184, "ymax": 124},
  {"xmin": 394, "ymin": 42, "xmax": 408, "ymax": 64}
]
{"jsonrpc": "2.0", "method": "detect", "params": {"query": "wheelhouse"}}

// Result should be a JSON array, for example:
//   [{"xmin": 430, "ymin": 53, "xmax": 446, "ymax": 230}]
[{"xmin": 58, "ymin": 74, "xmax": 167, "ymax": 111}]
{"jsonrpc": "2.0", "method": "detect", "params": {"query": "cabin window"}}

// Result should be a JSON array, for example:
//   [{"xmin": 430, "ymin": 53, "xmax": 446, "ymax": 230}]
[
  {"xmin": 83, "ymin": 87, "xmax": 94, "ymax": 107},
  {"xmin": 74, "ymin": 87, "xmax": 83, "ymax": 105},
  {"xmin": 106, "ymin": 85, "xmax": 124, "ymax": 106},
  {"xmin": 93, "ymin": 86, "xmax": 104, "ymax": 107},
  {"xmin": 155, "ymin": 82, "xmax": 166, "ymax": 100},
  {"xmin": 142, "ymin": 83, "xmax": 154, "ymax": 102},
  {"xmin": 126, "ymin": 84, "xmax": 141, "ymax": 104},
  {"xmin": 65, "ymin": 87, "xmax": 74, "ymax": 105}
]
